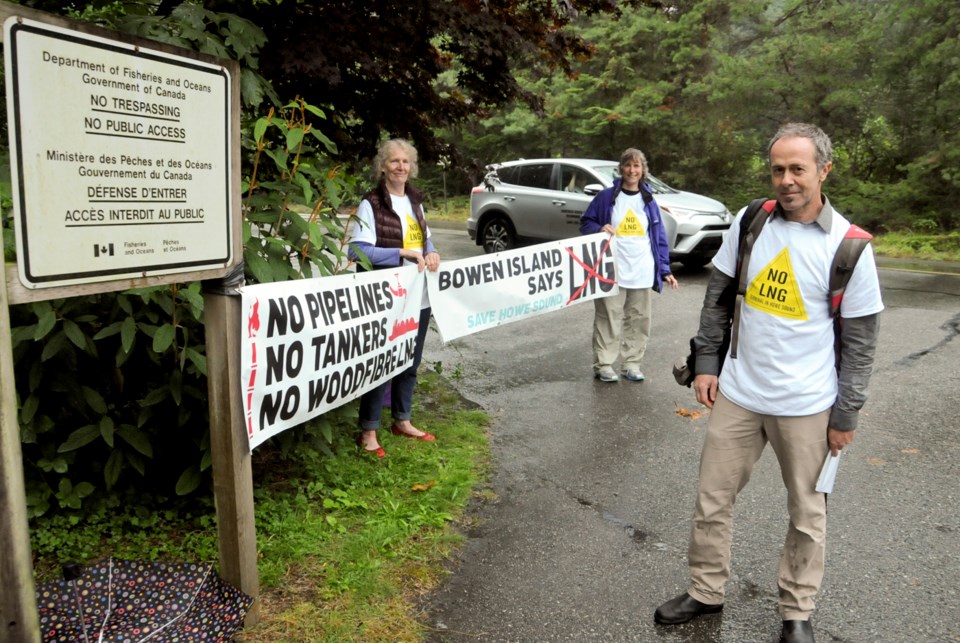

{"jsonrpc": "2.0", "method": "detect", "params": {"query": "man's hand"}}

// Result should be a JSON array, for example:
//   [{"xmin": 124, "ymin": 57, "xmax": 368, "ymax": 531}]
[
  {"xmin": 827, "ymin": 428, "xmax": 855, "ymax": 457},
  {"xmin": 693, "ymin": 374, "xmax": 719, "ymax": 408}
]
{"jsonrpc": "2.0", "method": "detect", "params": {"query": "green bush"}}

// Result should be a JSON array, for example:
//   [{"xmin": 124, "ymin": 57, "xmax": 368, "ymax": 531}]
[
  {"xmin": 7, "ymin": 97, "xmax": 358, "ymax": 520},
  {"xmin": 1, "ymin": 5, "xmax": 363, "ymax": 520}
]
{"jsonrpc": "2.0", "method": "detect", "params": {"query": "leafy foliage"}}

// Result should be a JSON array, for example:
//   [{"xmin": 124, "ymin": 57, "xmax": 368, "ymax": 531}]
[
  {"xmin": 194, "ymin": 0, "xmax": 658, "ymax": 165},
  {"xmin": 240, "ymin": 99, "xmax": 361, "ymax": 283},
  {"xmin": 2, "ymin": 6, "xmax": 359, "ymax": 519},
  {"xmin": 446, "ymin": 0, "xmax": 960, "ymax": 231},
  {"xmin": 12, "ymin": 284, "xmax": 211, "ymax": 517}
]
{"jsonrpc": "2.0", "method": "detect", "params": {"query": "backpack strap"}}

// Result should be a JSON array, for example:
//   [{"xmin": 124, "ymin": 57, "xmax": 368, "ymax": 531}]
[
  {"xmin": 829, "ymin": 224, "xmax": 873, "ymax": 317},
  {"xmin": 829, "ymin": 224, "xmax": 873, "ymax": 370},
  {"xmin": 730, "ymin": 198, "xmax": 776, "ymax": 358}
]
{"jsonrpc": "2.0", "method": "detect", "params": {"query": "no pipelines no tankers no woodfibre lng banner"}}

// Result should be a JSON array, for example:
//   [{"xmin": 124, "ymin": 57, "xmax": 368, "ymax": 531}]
[{"xmin": 240, "ymin": 233, "xmax": 617, "ymax": 450}]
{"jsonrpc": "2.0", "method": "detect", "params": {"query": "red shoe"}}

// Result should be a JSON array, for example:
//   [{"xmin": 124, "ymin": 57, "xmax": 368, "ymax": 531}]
[
  {"xmin": 356, "ymin": 434, "xmax": 386, "ymax": 458},
  {"xmin": 391, "ymin": 425, "xmax": 436, "ymax": 441}
]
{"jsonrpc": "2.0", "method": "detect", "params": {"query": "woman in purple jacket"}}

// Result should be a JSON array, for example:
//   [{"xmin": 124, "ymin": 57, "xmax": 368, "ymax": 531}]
[{"xmin": 579, "ymin": 148, "xmax": 679, "ymax": 383}]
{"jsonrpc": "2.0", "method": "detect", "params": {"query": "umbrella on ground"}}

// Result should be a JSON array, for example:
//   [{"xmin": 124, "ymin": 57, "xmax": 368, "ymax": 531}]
[{"xmin": 35, "ymin": 558, "xmax": 254, "ymax": 642}]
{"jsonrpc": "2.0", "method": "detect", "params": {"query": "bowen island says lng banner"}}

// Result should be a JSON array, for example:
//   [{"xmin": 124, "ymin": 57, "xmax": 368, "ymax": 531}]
[
  {"xmin": 241, "ymin": 267, "xmax": 426, "ymax": 450},
  {"xmin": 427, "ymin": 233, "xmax": 618, "ymax": 342}
]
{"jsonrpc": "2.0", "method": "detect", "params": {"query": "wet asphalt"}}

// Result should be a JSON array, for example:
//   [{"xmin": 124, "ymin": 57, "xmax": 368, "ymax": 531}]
[{"xmin": 419, "ymin": 225, "xmax": 960, "ymax": 643}]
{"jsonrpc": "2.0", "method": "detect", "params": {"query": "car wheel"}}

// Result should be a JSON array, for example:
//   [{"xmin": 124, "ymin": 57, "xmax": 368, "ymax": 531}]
[
  {"xmin": 481, "ymin": 217, "xmax": 516, "ymax": 253},
  {"xmin": 680, "ymin": 255, "xmax": 713, "ymax": 269}
]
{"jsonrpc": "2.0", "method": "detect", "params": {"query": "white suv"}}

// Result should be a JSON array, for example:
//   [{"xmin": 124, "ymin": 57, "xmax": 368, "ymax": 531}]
[{"xmin": 467, "ymin": 158, "xmax": 732, "ymax": 267}]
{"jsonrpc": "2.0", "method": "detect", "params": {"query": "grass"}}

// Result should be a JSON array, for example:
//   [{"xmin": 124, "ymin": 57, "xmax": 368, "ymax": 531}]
[
  {"xmin": 30, "ymin": 369, "xmax": 491, "ymax": 642},
  {"xmin": 425, "ymin": 195, "xmax": 470, "ymax": 223},
  {"xmin": 872, "ymin": 231, "xmax": 960, "ymax": 262}
]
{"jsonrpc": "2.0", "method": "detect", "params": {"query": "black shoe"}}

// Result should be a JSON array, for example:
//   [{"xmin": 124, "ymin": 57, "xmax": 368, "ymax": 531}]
[
  {"xmin": 780, "ymin": 620, "xmax": 815, "ymax": 643},
  {"xmin": 654, "ymin": 592, "xmax": 723, "ymax": 625}
]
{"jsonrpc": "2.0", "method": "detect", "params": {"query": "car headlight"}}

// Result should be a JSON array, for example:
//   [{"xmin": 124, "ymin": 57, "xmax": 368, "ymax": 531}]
[{"xmin": 661, "ymin": 205, "xmax": 699, "ymax": 220}]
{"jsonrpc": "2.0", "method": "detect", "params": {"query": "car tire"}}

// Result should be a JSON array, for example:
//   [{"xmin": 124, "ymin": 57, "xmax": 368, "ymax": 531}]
[{"xmin": 481, "ymin": 216, "xmax": 516, "ymax": 254}]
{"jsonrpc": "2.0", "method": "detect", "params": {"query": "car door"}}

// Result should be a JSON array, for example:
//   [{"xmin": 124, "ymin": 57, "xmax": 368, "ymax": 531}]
[
  {"xmin": 507, "ymin": 162, "xmax": 560, "ymax": 241},
  {"xmin": 556, "ymin": 164, "xmax": 597, "ymax": 240}
]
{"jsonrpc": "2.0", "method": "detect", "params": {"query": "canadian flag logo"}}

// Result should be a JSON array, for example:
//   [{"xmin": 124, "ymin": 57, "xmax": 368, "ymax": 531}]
[{"xmin": 93, "ymin": 243, "xmax": 114, "ymax": 257}]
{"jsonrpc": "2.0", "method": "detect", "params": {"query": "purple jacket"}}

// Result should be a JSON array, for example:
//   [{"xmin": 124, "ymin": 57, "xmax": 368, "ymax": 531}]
[{"xmin": 579, "ymin": 178, "xmax": 672, "ymax": 292}]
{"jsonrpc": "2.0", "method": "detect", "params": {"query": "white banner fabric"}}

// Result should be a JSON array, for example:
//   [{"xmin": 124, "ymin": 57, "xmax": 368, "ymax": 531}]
[
  {"xmin": 240, "ymin": 266, "xmax": 425, "ymax": 450},
  {"xmin": 426, "ymin": 233, "xmax": 618, "ymax": 342}
]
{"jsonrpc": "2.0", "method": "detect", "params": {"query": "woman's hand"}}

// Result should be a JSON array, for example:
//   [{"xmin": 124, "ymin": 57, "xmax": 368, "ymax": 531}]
[
  {"xmin": 400, "ymin": 248, "xmax": 426, "ymax": 271},
  {"xmin": 424, "ymin": 251, "xmax": 440, "ymax": 272},
  {"xmin": 664, "ymin": 274, "xmax": 679, "ymax": 289}
]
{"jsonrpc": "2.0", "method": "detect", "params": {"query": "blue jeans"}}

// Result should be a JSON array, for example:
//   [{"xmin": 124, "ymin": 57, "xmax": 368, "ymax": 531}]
[{"xmin": 358, "ymin": 307, "xmax": 431, "ymax": 431}]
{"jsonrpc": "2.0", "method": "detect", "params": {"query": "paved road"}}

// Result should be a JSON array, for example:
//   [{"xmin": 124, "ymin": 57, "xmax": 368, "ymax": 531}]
[{"xmin": 421, "ymin": 227, "xmax": 960, "ymax": 643}]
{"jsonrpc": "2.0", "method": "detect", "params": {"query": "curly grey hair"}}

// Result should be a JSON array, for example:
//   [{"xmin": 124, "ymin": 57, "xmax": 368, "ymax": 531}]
[{"xmin": 371, "ymin": 138, "xmax": 419, "ymax": 183}]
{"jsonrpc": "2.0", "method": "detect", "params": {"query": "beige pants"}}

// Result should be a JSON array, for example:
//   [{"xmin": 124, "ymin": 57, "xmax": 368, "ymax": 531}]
[
  {"xmin": 592, "ymin": 287, "xmax": 651, "ymax": 371},
  {"xmin": 687, "ymin": 392, "xmax": 830, "ymax": 620}
]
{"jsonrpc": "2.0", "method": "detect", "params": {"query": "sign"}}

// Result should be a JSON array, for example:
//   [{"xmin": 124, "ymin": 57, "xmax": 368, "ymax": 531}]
[
  {"xmin": 240, "ymin": 267, "xmax": 426, "ymax": 450},
  {"xmin": 4, "ymin": 18, "xmax": 233, "ymax": 288},
  {"xmin": 427, "ymin": 233, "xmax": 618, "ymax": 341},
  {"xmin": 238, "ymin": 234, "xmax": 619, "ymax": 449}
]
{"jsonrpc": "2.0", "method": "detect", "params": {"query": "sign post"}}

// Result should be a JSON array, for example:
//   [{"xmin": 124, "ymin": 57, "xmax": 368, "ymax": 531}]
[{"xmin": 0, "ymin": 273, "xmax": 39, "ymax": 643}]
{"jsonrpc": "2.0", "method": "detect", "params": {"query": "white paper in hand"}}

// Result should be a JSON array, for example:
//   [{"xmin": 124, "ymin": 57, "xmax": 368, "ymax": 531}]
[{"xmin": 815, "ymin": 451, "xmax": 842, "ymax": 494}]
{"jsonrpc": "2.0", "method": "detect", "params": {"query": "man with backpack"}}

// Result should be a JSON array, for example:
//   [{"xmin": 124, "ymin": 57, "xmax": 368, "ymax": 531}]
[{"xmin": 654, "ymin": 123, "xmax": 884, "ymax": 643}]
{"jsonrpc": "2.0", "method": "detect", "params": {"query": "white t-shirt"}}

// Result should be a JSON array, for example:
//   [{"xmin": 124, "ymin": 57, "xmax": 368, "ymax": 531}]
[
  {"xmin": 611, "ymin": 191, "xmax": 655, "ymax": 289},
  {"xmin": 711, "ymin": 205, "xmax": 884, "ymax": 416},
  {"xmin": 351, "ymin": 193, "xmax": 432, "ymax": 308},
  {"xmin": 351, "ymin": 194, "xmax": 430, "ymax": 263}
]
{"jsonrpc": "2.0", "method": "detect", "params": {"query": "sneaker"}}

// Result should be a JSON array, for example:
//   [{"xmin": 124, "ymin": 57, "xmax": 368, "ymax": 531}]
[
  {"xmin": 595, "ymin": 366, "xmax": 619, "ymax": 383},
  {"xmin": 622, "ymin": 368, "xmax": 645, "ymax": 381}
]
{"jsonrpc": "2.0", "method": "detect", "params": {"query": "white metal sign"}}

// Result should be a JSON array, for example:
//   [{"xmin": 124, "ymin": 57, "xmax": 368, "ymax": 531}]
[{"xmin": 4, "ymin": 18, "xmax": 233, "ymax": 288}]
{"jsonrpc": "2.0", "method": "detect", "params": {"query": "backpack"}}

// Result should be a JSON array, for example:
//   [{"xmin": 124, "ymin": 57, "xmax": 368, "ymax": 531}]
[{"xmin": 672, "ymin": 198, "xmax": 873, "ymax": 387}]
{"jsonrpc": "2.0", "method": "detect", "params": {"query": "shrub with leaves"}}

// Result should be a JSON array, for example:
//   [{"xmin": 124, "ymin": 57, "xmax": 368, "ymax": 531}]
[
  {"xmin": 1, "ymin": 0, "xmax": 363, "ymax": 519},
  {"xmin": 241, "ymin": 99, "xmax": 361, "ymax": 283},
  {"xmin": 8, "ymin": 98, "xmax": 360, "ymax": 520}
]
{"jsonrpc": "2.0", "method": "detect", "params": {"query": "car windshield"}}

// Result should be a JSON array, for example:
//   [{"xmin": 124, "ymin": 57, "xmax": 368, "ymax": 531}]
[
  {"xmin": 645, "ymin": 174, "xmax": 680, "ymax": 195},
  {"xmin": 588, "ymin": 162, "xmax": 680, "ymax": 195}
]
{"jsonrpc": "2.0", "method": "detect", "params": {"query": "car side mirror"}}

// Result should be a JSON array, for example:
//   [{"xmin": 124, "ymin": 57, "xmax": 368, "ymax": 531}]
[{"xmin": 583, "ymin": 183, "xmax": 603, "ymax": 196}]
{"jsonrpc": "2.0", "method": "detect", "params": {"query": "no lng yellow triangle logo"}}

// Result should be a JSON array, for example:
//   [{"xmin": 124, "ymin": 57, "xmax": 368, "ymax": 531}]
[
  {"xmin": 616, "ymin": 209, "xmax": 646, "ymax": 236},
  {"xmin": 745, "ymin": 247, "xmax": 808, "ymax": 320},
  {"xmin": 403, "ymin": 214, "xmax": 424, "ymax": 249}
]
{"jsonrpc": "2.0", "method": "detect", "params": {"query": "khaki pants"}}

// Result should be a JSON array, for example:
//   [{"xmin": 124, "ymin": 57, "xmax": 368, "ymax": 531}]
[
  {"xmin": 592, "ymin": 287, "xmax": 651, "ymax": 371},
  {"xmin": 687, "ymin": 392, "xmax": 830, "ymax": 620}
]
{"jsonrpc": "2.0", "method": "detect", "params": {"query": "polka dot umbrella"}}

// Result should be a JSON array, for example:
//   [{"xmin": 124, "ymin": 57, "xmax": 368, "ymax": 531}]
[{"xmin": 35, "ymin": 558, "xmax": 254, "ymax": 642}]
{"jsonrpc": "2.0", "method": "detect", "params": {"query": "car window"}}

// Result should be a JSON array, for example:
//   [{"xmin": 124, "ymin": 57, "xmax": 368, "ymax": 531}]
[
  {"xmin": 516, "ymin": 163, "xmax": 554, "ymax": 190},
  {"xmin": 495, "ymin": 165, "xmax": 520, "ymax": 185},
  {"xmin": 589, "ymin": 163, "xmax": 620, "ymax": 184},
  {"xmin": 560, "ymin": 165, "xmax": 596, "ymax": 194}
]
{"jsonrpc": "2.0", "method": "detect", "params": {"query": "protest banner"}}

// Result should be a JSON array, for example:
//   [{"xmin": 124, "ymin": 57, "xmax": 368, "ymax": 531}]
[
  {"xmin": 427, "ymin": 233, "xmax": 618, "ymax": 342},
  {"xmin": 240, "ymin": 266, "xmax": 424, "ymax": 450}
]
